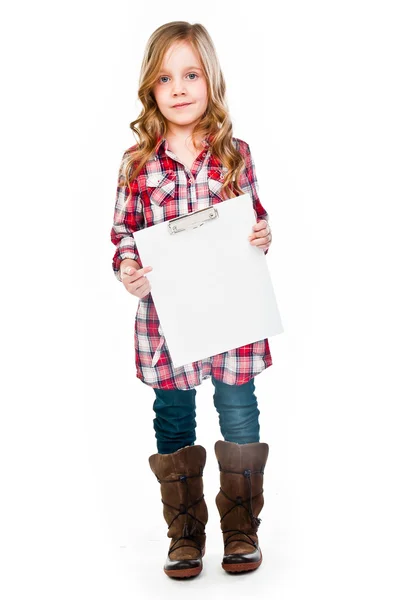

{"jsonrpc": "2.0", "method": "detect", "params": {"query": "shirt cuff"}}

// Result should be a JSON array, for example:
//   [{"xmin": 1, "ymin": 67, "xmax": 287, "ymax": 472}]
[{"xmin": 113, "ymin": 251, "xmax": 141, "ymax": 282}]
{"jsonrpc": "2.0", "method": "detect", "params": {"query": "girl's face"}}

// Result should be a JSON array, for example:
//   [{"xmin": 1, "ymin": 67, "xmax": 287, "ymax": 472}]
[{"xmin": 153, "ymin": 41, "xmax": 208, "ymax": 133}]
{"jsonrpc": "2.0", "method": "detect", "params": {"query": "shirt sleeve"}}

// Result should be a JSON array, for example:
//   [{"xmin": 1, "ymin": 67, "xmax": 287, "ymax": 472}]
[
  {"xmin": 110, "ymin": 152, "xmax": 145, "ymax": 281},
  {"xmin": 239, "ymin": 143, "xmax": 270, "ymax": 255}
]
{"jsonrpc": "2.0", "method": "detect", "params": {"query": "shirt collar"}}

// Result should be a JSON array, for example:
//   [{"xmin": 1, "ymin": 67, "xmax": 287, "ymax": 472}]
[{"xmin": 154, "ymin": 134, "xmax": 211, "ymax": 158}]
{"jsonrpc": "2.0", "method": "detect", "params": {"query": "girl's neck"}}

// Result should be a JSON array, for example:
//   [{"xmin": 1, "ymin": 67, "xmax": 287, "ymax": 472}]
[{"xmin": 165, "ymin": 123, "xmax": 203, "ymax": 152}]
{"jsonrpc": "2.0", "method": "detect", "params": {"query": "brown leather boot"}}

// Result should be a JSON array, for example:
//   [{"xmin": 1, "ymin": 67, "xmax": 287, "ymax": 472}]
[
  {"xmin": 214, "ymin": 440, "xmax": 269, "ymax": 573},
  {"xmin": 148, "ymin": 444, "xmax": 208, "ymax": 578}
]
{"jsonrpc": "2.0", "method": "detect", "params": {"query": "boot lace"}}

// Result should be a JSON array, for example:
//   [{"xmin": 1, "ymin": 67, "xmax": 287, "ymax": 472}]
[
  {"xmin": 218, "ymin": 465, "xmax": 264, "ymax": 551},
  {"xmin": 155, "ymin": 470, "xmax": 206, "ymax": 557}
]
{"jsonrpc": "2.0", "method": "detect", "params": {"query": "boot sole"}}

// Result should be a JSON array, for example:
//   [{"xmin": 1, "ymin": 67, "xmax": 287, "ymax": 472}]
[
  {"xmin": 222, "ymin": 548, "xmax": 263, "ymax": 573},
  {"xmin": 163, "ymin": 545, "xmax": 205, "ymax": 578}
]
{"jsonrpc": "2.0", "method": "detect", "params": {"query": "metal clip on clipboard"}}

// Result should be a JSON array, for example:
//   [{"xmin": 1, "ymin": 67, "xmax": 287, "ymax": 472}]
[{"xmin": 168, "ymin": 206, "xmax": 219, "ymax": 235}]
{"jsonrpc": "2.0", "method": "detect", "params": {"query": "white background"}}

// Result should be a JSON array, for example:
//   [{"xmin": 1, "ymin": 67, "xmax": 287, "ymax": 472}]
[{"xmin": 2, "ymin": 1, "xmax": 400, "ymax": 598}]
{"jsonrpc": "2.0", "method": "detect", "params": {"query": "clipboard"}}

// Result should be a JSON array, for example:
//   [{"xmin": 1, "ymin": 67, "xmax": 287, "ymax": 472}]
[{"xmin": 133, "ymin": 193, "xmax": 283, "ymax": 369}]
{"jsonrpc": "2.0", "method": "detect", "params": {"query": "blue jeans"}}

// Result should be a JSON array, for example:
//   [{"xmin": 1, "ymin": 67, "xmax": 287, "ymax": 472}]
[{"xmin": 152, "ymin": 375, "xmax": 261, "ymax": 454}]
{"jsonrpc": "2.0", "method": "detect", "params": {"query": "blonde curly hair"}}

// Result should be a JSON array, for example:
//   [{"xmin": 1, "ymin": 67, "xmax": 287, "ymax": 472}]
[{"xmin": 120, "ymin": 21, "xmax": 249, "ymax": 203}]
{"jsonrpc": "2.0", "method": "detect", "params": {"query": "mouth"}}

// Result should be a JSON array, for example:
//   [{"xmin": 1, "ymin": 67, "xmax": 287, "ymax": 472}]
[{"xmin": 172, "ymin": 102, "xmax": 192, "ymax": 108}]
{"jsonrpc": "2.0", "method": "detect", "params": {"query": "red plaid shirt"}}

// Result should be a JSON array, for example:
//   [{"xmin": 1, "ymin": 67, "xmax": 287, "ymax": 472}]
[{"xmin": 110, "ymin": 135, "xmax": 272, "ymax": 390}]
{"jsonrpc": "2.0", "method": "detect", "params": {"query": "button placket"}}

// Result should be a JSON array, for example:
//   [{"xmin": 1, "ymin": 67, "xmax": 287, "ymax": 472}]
[{"xmin": 188, "ymin": 172, "xmax": 196, "ymax": 208}]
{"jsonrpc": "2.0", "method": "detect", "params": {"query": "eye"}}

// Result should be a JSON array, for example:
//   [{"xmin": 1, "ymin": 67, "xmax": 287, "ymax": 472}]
[{"xmin": 158, "ymin": 73, "xmax": 199, "ymax": 84}]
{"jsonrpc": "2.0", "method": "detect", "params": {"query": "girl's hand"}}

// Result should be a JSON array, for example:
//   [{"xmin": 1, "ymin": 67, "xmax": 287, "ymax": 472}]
[
  {"xmin": 248, "ymin": 219, "xmax": 272, "ymax": 252},
  {"xmin": 121, "ymin": 265, "xmax": 153, "ymax": 298}
]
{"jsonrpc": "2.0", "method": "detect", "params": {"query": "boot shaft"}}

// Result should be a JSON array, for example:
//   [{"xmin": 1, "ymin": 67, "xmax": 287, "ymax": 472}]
[
  {"xmin": 149, "ymin": 444, "xmax": 208, "ymax": 539},
  {"xmin": 214, "ymin": 441, "xmax": 269, "ymax": 535}
]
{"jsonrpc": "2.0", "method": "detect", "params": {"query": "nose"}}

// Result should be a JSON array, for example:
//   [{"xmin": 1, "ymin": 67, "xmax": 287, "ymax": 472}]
[{"xmin": 172, "ymin": 79, "xmax": 187, "ymax": 96}]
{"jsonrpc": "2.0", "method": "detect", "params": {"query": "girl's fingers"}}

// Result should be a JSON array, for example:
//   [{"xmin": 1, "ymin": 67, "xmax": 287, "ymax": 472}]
[
  {"xmin": 132, "ymin": 266, "xmax": 152, "ymax": 280},
  {"xmin": 250, "ymin": 232, "xmax": 272, "ymax": 245},
  {"xmin": 253, "ymin": 219, "xmax": 268, "ymax": 231},
  {"xmin": 251, "ymin": 238, "xmax": 269, "ymax": 246},
  {"xmin": 250, "ymin": 226, "xmax": 271, "ymax": 239},
  {"xmin": 132, "ymin": 278, "xmax": 148, "ymax": 291}
]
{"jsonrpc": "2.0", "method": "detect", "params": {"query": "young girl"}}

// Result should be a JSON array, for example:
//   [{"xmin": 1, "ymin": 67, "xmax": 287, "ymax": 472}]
[{"xmin": 110, "ymin": 21, "xmax": 273, "ymax": 579}]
